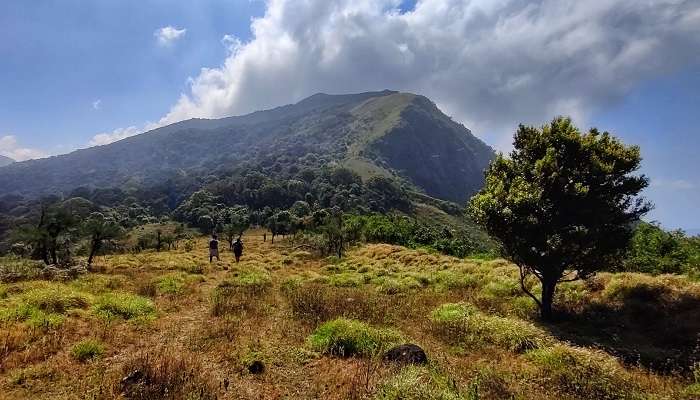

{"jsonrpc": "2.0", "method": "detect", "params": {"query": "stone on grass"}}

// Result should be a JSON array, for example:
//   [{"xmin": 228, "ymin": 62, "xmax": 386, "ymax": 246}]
[{"xmin": 383, "ymin": 344, "xmax": 428, "ymax": 365}]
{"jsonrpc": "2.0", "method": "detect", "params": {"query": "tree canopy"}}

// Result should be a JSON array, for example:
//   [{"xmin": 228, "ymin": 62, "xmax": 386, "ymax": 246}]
[{"xmin": 469, "ymin": 117, "xmax": 650, "ymax": 319}]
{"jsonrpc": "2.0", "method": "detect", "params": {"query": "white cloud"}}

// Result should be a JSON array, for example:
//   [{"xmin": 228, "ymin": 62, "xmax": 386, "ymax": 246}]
[
  {"xmin": 92, "ymin": 99, "xmax": 101, "ymax": 110},
  {"xmin": 148, "ymin": 0, "xmax": 700, "ymax": 150},
  {"xmin": 154, "ymin": 26, "xmax": 187, "ymax": 46},
  {"xmin": 0, "ymin": 135, "xmax": 47, "ymax": 161},
  {"xmin": 89, "ymin": 126, "xmax": 142, "ymax": 146}
]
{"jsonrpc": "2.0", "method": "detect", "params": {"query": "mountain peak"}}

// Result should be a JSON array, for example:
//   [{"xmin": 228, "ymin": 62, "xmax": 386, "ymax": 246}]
[
  {"xmin": 0, "ymin": 155, "xmax": 14, "ymax": 167},
  {"xmin": 0, "ymin": 91, "xmax": 494, "ymax": 203}
]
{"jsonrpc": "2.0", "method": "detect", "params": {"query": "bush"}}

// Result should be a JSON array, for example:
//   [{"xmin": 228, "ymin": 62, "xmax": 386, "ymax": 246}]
[
  {"xmin": 307, "ymin": 318, "xmax": 403, "ymax": 357},
  {"xmin": 431, "ymin": 303, "xmax": 550, "ymax": 352},
  {"xmin": 526, "ymin": 345, "xmax": 642, "ymax": 400},
  {"xmin": 93, "ymin": 292, "xmax": 155, "ymax": 320},
  {"xmin": 71, "ymin": 339, "xmax": 105, "ymax": 362}
]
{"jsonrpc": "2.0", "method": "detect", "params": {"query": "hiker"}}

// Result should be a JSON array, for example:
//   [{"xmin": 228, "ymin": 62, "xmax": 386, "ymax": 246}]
[
  {"xmin": 209, "ymin": 234, "xmax": 220, "ymax": 263},
  {"xmin": 233, "ymin": 238, "xmax": 243, "ymax": 263}
]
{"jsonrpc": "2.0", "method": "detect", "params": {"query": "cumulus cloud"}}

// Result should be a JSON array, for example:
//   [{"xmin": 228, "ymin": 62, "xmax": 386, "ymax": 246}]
[
  {"xmin": 89, "ymin": 126, "xmax": 142, "ymax": 146},
  {"xmin": 154, "ymin": 26, "xmax": 187, "ymax": 46},
  {"xmin": 151, "ymin": 0, "xmax": 700, "ymax": 150},
  {"xmin": 0, "ymin": 135, "xmax": 47, "ymax": 161}
]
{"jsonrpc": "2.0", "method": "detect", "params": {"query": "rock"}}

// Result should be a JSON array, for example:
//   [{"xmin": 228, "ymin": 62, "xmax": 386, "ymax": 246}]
[
  {"xmin": 248, "ymin": 360, "xmax": 265, "ymax": 374},
  {"xmin": 383, "ymin": 344, "xmax": 428, "ymax": 365}
]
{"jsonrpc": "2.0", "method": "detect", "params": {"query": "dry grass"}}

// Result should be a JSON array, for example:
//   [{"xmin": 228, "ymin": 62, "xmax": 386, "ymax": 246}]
[{"xmin": 0, "ymin": 232, "xmax": 695, "ymax": 399}]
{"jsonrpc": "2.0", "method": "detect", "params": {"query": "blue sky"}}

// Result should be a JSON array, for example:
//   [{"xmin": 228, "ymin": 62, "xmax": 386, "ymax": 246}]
[{"xmin": 1, "ymin": 0, "xmax": 699, "ymax": 230}]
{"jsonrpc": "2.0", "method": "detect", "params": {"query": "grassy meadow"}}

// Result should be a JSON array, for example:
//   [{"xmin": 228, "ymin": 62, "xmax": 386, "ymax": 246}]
[{"xmin": 1, "ymin": 230, "xmax": 699, "ymax": 399}]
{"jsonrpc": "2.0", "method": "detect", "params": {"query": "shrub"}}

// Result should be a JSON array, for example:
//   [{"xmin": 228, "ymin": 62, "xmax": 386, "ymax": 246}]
[
  {"xmin": 93, "ymin": 292, "xmax": 155, "ymax": 320},
  {"xmin": 307, "ymin": 318, "xmax": 403, "ymax": 357},
  {"xmin": 525, "ymin": 345, "xmax": 642, "ymax": 400},
  {"xmin": 375, "ymin": 366, "xmax": 465, "ymax": 400},
  {"xmin": 71, "ymin": 339, "xmax": 105, "ymax": 362},
  {"xmin": 431, "ymin": 303, "xmax": 550, "ymax": 352}
]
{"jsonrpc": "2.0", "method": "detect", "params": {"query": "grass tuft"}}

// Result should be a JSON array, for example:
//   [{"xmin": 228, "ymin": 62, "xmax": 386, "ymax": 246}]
[
  {"xmin": 525, "ymin": 344, "xmax": 642, "ymax": 400},
  {"xmin": 93, "ymin": 292, "xmax": 155, "ymax": 320},
  {"xmin": 431, "ymin": 303, "xmax": 550, "ymax": 352},
  {"xmin": 307, "ymin": 318, "xmax": 404, "ymax": 357},
  {"xmin": 71, "ymin": 339, "xmax": 105, "ymax": 362}
]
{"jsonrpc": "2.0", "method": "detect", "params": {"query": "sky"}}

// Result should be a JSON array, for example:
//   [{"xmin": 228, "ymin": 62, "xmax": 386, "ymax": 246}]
[{"xmin": 1, "ymin": 0, "xmax": 699, "ymax": 230}]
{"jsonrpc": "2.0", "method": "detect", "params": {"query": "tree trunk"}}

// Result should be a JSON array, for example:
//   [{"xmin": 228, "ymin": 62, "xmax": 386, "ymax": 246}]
[
  {"xmin": 88, "ymin": 239, "xmax": 101, "ymax": 266},
  {"xmin": 540, "ymin": 279, "xmax": 557, "ymax": 321}
]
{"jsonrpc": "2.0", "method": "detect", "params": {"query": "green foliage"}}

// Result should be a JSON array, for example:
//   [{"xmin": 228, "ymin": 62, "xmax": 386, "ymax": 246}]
[
  {"xmin": 307, "ymin": 318, "xmax": 403, "ymax": 357},
  {"xmin": 83, "ymin": 212, "xmax": 124, "ymax": 265},
  {"xmin": 93, "ymin": 292, "xmax": 155, "ymax": 320},
  {"xmin": 71, "ymin": 339, "xmax": 105, "ymax": 362},
  {"xmin": 344, "ymin": 214, "xmax": 494, "ymax": 258},
  {"xmin": 623, "ymin": 222, "xmax": 699, "ymax": 275},
  {"xmin": 469, "ymin": 117, "xmax": 650, "ymax": 319}
]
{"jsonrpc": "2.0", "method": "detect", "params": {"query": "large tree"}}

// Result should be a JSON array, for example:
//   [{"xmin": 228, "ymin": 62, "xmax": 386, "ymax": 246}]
[{"xmin": 468, "ymin": 117, "xmax": 650, "ymax": 320}]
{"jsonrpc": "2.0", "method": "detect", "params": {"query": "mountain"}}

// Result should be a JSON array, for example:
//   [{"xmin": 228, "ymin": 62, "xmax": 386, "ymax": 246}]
[
  {"xmin": 0, "ymin": 90, "xmax": 494, "ymax": 203},
  {"xmin": 0, "ymin": 155, "xmax": 14, "ymax": 167}
]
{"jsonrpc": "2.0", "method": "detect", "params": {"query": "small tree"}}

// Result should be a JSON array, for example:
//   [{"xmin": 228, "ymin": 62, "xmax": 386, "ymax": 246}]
[
  {"xmin": 221, "ymin": 206, "xmax": 250, "ymax": 249},
  {"xmin": 469, "ymin": 117, "xmax": 650, "ymax": 320},
  {"xmin": 83, "ymin": 212, "xmax": 124, "ymax": 266}
]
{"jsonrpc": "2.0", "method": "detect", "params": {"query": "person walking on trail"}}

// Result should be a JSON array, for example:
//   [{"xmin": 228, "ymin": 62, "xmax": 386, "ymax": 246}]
[
  {"xmin": 233, "ymin": 238, "xmax": 243, "ymax": 263},
  {"xmin": 209, "ymin": 234, "xmax": 220, "ymax": 263}
]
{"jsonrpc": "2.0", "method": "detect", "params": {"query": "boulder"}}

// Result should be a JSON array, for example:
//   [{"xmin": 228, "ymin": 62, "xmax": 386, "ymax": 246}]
[{"xmin": 383, "ymin": 344, "xmax": 428, "ymax": 365}]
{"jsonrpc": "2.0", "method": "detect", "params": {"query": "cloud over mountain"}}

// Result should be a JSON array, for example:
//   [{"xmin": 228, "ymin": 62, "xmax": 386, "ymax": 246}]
[{"xmin": 157, "ymin": 0, "xmax": 700, "ymax": 149}]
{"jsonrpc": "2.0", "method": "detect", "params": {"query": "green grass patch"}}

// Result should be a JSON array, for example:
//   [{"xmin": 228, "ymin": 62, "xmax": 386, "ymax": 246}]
[
  {"xmin": 71, "ymin": 339, "xmax": 105, "ymax": 362},
  {"xmin": 307, "ymin": 318, "xmax": 404, "ymax": 357},
  {"xmin": 155, "ymin": 273, "xmax": 187, "ymax": 295},
  {"xmin": 525, "ymin": 345, "xmax": 642, "ymax": 400},
  {"xmin": 431, "ymin": 303, "xmax": 550, "ymax": 352},
  {"xmin": 93, "ymin": 292, "xmax": 155, "ymax": 320}
]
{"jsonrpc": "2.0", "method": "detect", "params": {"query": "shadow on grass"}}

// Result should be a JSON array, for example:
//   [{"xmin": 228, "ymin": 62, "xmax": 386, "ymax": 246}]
[{"xmin": 545, "ymin": 284, "xmax": 700, "ymax": 374}]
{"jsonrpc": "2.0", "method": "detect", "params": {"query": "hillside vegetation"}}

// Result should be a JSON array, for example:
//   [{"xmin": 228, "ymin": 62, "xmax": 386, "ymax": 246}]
[
  {"xmin": 0, "ymin": 91, "xmax": 493, "ymax": 204},
  {"xmin": 1, "ymin": 232, "xmax": 698, "ymax": 399}
]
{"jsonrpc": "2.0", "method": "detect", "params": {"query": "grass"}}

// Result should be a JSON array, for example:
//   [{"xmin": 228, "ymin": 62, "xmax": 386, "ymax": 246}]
[
  {"xmin": 374, "ymin": 366, "xmax": 466, "ymax": 400},
  {"xmin": 0, "ymin": 233, "xmax": 695, "ymax": 399},
  {"xmin": 525, "ymin": 344, "xmax": 643, "ymax": 400},
  {"xmin": 70, "ymin": 339, "xmax": 105, "ymax": 362},
  {"xmin": 93, "ymin": 292, "xmax": 155, "ymax": 320},
  {"xmin": 431, "ymin": 303, "xmax": 551, "ymax": 352},
  {"xmin": 307, "ymin": 318, "xmax": 404, "ymax": 357}
]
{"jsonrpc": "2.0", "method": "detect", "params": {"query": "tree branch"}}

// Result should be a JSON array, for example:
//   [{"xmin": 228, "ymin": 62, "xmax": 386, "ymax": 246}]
[{"xmin": 518, "ymin": 264, "xmax": 542, "ymax": 308}]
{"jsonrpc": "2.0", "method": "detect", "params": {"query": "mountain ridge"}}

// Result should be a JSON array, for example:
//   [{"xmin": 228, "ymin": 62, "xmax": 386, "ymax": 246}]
[
  {"xmin": 0, "ymin": 90, "xmax": 494, "ymax": 204},
  {"xmin": 0, "ymin": 155, "xmax": 13, "ymax": 167}
]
